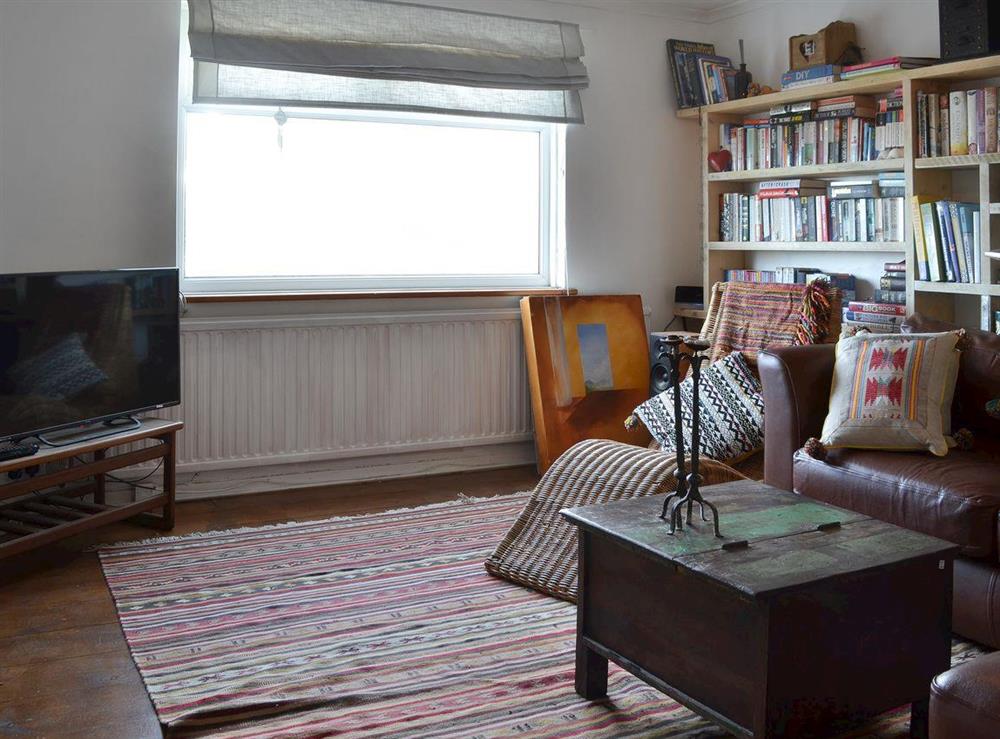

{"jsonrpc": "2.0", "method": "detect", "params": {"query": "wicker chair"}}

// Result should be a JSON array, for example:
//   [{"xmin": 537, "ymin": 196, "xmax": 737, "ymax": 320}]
[{"xmin": 485, "ymin": 439, "xmax": 747, "ymax": 602}]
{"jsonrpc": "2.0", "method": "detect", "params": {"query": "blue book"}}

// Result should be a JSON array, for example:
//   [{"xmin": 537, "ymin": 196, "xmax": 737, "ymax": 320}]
[
  {"xmin": 781, "ymin": 64, "xmax": 842, "ymax": 86},
  {"xmin": 935, "ymin": 202, "xmax": 959, "ymax": 283},
  {"xmin": 957, "ymin": 205, "xmax": 977, "ymax": 284}
]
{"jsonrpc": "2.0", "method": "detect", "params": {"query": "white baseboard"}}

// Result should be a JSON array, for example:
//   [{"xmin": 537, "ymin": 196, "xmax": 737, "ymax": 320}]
[{"xmin": 171, "ymin": 440, "xmax": 536, "ymax": 500}]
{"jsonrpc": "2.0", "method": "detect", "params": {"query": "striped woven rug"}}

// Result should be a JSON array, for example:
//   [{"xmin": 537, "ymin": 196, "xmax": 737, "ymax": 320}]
[{"xmin": 100, "ymin": 493, "xmax": 982, "ymax": 738}]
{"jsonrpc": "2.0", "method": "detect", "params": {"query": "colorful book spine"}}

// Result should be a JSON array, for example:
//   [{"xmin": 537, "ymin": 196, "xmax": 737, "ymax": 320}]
[
  {"xmin": 968, "ymin": 90, "xmax": 980, "ymax": 155},
  {"xmin": 928, "ymin": 93, "xmax": 940, "ymax": 157},
  {"xmin": 940, "ymin": 95, "xmax": 950, "ymax": 157},
  {"xmin": 875, "ymin": 289, "xmax": 907, "ymax": 304},
  {"xmin": 848, "ymin": 301, "xmax": 907, "ymax": 315},
  {"xmin": 973, "ymin": 210, "xmax": 982, "ymax": 283},
  {"xmin": 920, "ymin": 202, "xmax": 943, "ymax": 282},
  {"xmin": 910, "ymin": 196, "xmax": 930, "ymax": 281},
  {"xmin": 987, "ymin": 88, "xmax": 998, "ymax": 153},
  {"xmin": 844, "ymin": 311, "xmax": 904, "ymax": 325},
  {"xmin": 950, "ymin": 91, "xmax": 968, "ymax": 155}
]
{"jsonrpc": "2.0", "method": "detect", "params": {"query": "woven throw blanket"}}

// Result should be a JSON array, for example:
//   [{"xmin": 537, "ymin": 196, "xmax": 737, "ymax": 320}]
[
  {"xmin": 708, "ymin": 280, "xmax": 837, "ymax": 364},
  {"xmin": 485, "ymin": 439, "xmax": 747, "ymax": 602}
]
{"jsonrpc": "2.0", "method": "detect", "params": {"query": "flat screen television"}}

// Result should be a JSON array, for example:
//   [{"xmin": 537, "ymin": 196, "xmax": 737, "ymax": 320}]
[{"xmin": 0, "ymin": 268, "xmax": 180, "ymax": 443}]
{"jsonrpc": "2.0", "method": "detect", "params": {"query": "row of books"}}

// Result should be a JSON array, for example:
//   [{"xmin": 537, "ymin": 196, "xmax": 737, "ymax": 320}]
[
  {"xmin": 779, "ymin": 57, "xmax": 936, "ymax": 89},
  {"xmin": 911, "ymin": 198, "xmax": 981, "ymax": 283},
  {"xmin": 719, "ymin": 94, "xmax": 900, "ymax": 170},
  {"xmin": 916, "ymin": 88, "xmax": 1000, "ymax": 158},
  {"xmin": 718, "ymin": 177, "xmax": 906, "ymax": 243},
  {"xmin": 722, "ymin": 268, "xmax": 857, "ymax": 301}
]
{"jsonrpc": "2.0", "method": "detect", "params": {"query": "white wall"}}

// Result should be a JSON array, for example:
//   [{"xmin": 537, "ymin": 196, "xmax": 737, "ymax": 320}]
[
  {"xmin": 711, "ymin": 0, "xmax": 939, "ymax": 88},
  {"xmin": 0, "ymin": 0, "xmax": 180, "ymax": 272},
  {"xmin": 0, "ymin": 0, "xmax": 710, "ymax": 331}
]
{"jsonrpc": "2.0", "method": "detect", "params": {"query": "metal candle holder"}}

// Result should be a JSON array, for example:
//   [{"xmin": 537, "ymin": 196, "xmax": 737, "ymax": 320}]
[{"xmin": 656, "ymin": 337, "xmax": 721, "ymax": 537}]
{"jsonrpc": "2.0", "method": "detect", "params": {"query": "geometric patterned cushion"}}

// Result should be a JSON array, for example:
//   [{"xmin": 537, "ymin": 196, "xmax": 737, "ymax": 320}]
[
  {"xmin": 630, "ymin": 352, "xmax": 764, "ymax": 463},
  {"xmin": 821, "ymin": 331, "xmax": 961, "ymax": 456}
]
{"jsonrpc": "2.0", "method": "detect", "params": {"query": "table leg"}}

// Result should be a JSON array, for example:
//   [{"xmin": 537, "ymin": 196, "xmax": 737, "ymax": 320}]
[
  {"xmin": 575, "ymin": 640, "xmax": 608, "ymax": 700},
  {"xmin": 161, "ymin": 432, "xmax": 176, "ymax": 531},
  {"xmin": 93, "ymin": 449, "xmax": 106, "ymax": 505},
  {"xmin": 910, "ymin": 697, "xmax": 929, "ymax": 739}
]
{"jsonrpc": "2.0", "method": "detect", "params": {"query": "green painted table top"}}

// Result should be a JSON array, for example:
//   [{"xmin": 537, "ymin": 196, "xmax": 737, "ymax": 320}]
[{"xmin": 561, "ymin": 479, "xmax": 957, "ymax": 599}]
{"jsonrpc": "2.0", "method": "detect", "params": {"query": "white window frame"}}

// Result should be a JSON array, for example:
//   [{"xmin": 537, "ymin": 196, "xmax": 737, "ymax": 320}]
[{"xmin": 176, "ymin": 22, "xmax": 567, "ymax": 295}]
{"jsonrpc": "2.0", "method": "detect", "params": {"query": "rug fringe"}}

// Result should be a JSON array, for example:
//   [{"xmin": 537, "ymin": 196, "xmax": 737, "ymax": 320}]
[{"xmin": 91, "ymin": 491, "xmax": 531, "ymax": 552}]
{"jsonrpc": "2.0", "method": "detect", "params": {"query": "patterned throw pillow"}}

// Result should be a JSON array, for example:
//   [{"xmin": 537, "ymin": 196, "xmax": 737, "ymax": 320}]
[
  {"xmin": 630, "ymin": 352, "xmax": 764, "ymax": 463},
  {"xmin": 821, "ymin": 331, "xmax": 961, "ymax": 456}
]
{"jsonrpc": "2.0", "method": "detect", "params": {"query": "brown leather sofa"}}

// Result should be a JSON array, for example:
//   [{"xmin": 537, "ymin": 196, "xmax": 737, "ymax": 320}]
[
  {"xmin": 758, "ymin": 314, "xmax": 1000, "ymax": 648},
  {"xmin": 930, "ymin": 652, "xmax": 1000, "ymax": 738}
]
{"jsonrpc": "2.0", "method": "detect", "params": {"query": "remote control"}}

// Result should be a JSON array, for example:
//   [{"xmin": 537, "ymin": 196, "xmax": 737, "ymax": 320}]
[{"xmin": 0, "ymin": 442, "xmax": 40, "ymax": 462}]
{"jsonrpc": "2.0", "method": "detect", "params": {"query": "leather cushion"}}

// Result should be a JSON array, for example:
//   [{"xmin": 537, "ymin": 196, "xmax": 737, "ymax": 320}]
[
  {"xmin": 930, "ymin": 652, "xmax": 1000, "ymax": 739},
  {"xmin": 793, "ymin": 442, "xmax": 1000, "ymax": 558},
  {"xmin": 904, "ymin": 313, "xmax": 1000, "ymax": 436}
]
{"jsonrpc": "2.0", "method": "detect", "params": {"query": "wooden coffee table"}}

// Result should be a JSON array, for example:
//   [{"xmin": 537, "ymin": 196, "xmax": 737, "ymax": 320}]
[{"xmin": 561, "ymin": 479, "xmax": 957, "ymax": 738}]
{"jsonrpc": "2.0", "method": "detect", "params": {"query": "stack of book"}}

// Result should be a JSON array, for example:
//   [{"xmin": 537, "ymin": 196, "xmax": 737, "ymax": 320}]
[
  {"xmin": 911, "ymin": 198, "xmax": 981, "ymax": 283},
  {"xmin": 916, "ymin": 88, "xmax": 999, "ymax": 158},
  {"xmin": 842, "ymin": 260, "xmax": 906, "ymax": 334},
  {"xmin": 780, "ymin": 64, "xmax": 841, "ymax": 90},
  {"xmin": 843, "ymin": 300, "xmax": 905, "ymax": 333},
  {"xmin": 840, "ymin": 56, "xmax": 936, "ymax": 79},
  {"xmin": 719, "ymin": 92, "xmax": 898, "ymax": 171},
  {"xmin": 719, "ymin": 177, "xmax": 905, "ymax": 243},
  {"xmin": 873, "ymin": 259, "xmax": 907, "ymax": 305}
]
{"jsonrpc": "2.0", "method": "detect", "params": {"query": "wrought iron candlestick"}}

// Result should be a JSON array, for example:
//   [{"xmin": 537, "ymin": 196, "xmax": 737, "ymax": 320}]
[{"xmin": 657, "ymin": 338, "xmax": 722, "ymax": 537}]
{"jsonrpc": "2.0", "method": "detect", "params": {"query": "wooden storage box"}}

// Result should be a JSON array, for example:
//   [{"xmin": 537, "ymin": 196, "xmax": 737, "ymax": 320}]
[{"xmin": 789, "ymin": 21, "xmax": 857, "ymax": 70}]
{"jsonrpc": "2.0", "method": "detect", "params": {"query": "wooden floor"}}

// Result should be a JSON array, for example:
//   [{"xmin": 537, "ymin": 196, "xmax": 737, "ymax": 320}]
[{"xmin": 0, "ymin": 466, "xmax": 540, "ymax": 738}]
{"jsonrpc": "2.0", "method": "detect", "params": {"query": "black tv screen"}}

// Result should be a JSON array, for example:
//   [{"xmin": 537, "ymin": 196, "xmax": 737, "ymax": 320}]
[{"xmin": 0, "ymin": 268, "xmax": 180, "ymax": 442}]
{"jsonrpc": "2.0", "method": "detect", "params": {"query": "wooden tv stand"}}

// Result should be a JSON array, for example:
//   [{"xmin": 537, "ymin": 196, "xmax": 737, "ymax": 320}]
[{"xmin": 0, "ymin": 419, "xmax": 182, "ymax": 560}]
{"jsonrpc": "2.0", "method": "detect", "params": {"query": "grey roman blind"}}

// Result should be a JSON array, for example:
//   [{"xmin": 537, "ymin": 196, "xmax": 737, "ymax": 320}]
[{"xmin": 187, "ymin": 0, "xmax": 589, "ymax": 123}]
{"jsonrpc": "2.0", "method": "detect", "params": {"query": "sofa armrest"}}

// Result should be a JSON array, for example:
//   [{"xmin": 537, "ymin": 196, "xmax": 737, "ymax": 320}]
[{"xmin": 758, "ymin": 344, "xmax": 836, "ymax": 491}]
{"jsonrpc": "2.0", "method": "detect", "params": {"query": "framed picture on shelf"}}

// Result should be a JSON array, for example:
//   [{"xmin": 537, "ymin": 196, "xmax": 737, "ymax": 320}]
[
  {"xmin": 697, "ymin": 55, "xmax": 736, "ymax": 104},
  {"xmin": 667, "ymin": 39, "xmax": 716, "ymax": 108}
]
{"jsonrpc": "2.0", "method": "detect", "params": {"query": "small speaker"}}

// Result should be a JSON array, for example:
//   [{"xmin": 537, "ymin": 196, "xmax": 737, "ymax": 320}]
[
  {"xmin": 940, "ymin": 0, "xmax": 1000, "ymax": 60},
  {"xmin": 649, "ymin": 335, "xmax": 673, "ymax": 395},
  {"xmin": 649, "ymin": 332, "xmax": 696, "ymax": 396}
]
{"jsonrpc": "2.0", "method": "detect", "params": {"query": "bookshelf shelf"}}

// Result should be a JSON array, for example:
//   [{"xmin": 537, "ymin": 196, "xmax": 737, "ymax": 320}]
[
  {"xmin": 677, "ymin": 72, "xmax": 908, "ymax": 120},
  {"xmin": 913, "ymin": 281, "xmax": 1000, "ymax": 296},
  {"xmin": 689, "ymin": 53, "xmax": 1000, "ymax": 332},
  {"xmin": 707, "ymin": 160, "xmax": 904, "ymax": 182},
  {"xmin": 678, "ymin": 56, "xmax": 1000, "ymax": 121},
  {"xmin": 708, "ymin": 241, "xmax": 906, "ymax": 253},
  {"xmin": 914, "ymin": 153, "xmax": 1000, "ymax": 169}
]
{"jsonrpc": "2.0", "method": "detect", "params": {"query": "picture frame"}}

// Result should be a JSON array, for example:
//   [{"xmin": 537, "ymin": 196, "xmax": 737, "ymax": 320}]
[{"xmin": 520, "ymin": 295, "xmax": 651, "ymax": 472}]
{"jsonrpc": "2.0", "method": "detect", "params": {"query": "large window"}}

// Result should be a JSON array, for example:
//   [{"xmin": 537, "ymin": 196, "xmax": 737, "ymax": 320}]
[{"xmin": 179, "ymin": 104, "xmax": 565, "ymax": 293}]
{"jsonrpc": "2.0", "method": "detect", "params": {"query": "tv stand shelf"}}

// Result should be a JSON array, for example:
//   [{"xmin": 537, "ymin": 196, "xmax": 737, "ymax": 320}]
[{"xmin": 0, "ymin": 419, "xmax": 182, "ymax": 560}]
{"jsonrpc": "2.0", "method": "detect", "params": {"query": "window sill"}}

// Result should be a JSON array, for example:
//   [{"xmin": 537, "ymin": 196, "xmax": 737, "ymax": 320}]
[{"xmin": 184, "ymin": 287, "xmax": 577, "ymax": 304}]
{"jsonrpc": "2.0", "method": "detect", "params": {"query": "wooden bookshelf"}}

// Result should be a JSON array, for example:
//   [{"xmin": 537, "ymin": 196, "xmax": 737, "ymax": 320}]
[
  {"xmin": 684, "ymin": 53, "xmax": 1000, "ymax": 331},
  {"xmin": 708, "ymin": 241, "xmax": 906, "ymax": 253},
  {"xmin": 707, "ymin": 160, "xmax": 903, "ymax": 182},
  {"xmin": 914, "ymin": 153, "xmax": 1000, "ymax": 169}
]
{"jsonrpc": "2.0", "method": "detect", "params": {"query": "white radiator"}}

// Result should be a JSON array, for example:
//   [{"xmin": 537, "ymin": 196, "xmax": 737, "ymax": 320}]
[{"xmin": 156, "ymin": 309, "xmax": 533, "ymax": 474}]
